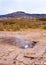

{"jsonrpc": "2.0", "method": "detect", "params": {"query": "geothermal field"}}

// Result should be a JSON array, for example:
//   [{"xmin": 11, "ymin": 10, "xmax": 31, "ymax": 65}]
[{"xmin": 0, "ymin": 29, "xmax": 46, "ymax": 65}]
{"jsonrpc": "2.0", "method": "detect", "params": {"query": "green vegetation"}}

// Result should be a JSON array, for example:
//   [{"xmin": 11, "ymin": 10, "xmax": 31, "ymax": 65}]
[{"xmin": 0, "ymin": 18, "xmax": 46, "ymax": 31}]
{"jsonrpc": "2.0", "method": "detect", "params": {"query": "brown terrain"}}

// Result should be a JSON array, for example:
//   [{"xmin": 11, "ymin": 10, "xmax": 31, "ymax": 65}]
[{"xmin": 0, "ymin": 29, "xmax": 46, "ymax": 65}]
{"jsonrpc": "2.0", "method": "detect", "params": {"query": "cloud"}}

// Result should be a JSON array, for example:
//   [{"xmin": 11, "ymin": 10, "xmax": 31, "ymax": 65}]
[
  {"xmin": 15, "ymin": 0, "xmax": 25, "ymax": 2},
  {"xmin": 0, "ymin": 0, "xmax": 46, "ymax": 14},
  {"xmin": 6, "ymin": 9, "xmax": 15, "ymax": 13},
  {"xmin": 0, "ymin": 8, "xmax": 15, "ymax": 15}
]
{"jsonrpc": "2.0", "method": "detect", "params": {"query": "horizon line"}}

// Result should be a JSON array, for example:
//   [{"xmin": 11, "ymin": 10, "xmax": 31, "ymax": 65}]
[{"xmin": 0, "ymin": 11, "xmax": 46, "ymax": 15}]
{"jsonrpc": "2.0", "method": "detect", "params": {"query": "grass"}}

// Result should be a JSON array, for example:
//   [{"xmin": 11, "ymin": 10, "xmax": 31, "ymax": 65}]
[{"xmin": 0, "ymin": 18, "xmax": 46, "ymax": 31}]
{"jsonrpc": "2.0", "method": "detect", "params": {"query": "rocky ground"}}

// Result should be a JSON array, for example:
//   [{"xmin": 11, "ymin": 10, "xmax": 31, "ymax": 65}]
[{"xmin": 0, "ymin": 29, "xmax": 46, "ymax": 65}]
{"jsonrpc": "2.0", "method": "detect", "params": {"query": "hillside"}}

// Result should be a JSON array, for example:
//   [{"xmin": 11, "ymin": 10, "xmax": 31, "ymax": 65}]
[{"xmin": 0, "ymin": 18, "xmax": 46, "ymax": 31}]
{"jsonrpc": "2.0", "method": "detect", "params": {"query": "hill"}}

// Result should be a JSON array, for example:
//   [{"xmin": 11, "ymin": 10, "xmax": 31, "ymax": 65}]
[{"xmin": 0, "ymin": 11, "xmax": 46, "ymax": 19}]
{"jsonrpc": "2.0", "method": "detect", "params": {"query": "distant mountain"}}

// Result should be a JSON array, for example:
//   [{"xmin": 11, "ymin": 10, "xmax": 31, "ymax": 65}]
[{"xmin": 0, "ymin": 11, "xmax": 46, "ymax": 19}]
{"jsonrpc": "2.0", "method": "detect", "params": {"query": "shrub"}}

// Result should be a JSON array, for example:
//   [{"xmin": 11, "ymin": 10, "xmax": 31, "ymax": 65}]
[{"xmin": 0, "ymin": 18, "xmax": 46, "ymax": 31}]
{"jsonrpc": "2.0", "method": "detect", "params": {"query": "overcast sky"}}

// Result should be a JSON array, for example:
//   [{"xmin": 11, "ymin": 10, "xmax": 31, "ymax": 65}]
[{"xmin": 0, "ymin": 0, "xmax": 46, "ymax": 15}]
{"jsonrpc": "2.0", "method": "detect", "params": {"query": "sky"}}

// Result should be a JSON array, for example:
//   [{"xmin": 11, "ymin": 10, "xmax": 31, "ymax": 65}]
[{"xmin": 0, "ymin": 0, "xmax": 46, "ymax": 15}]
